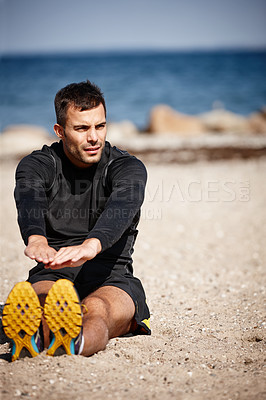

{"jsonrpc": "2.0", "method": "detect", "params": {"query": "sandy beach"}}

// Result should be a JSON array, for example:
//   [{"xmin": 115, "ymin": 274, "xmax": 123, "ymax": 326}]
[{"xmin": 0, "ymin": 151, "xmax": 265, "ymax": 399}]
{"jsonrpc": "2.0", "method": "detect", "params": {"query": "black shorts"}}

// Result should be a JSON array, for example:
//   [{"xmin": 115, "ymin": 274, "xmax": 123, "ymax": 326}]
[{"xmin": 27, "ymin": 259, "xmax": 151, "ymax": 336}]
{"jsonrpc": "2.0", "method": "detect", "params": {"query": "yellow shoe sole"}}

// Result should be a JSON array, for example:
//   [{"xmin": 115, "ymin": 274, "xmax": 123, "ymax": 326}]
[
  {"xmin": 2, "ymin": 281, "xmax": 42, "ymax": 361},
  {"xmin": 44, "ymin": 279, "xmax": 82, "ymax": 356}
]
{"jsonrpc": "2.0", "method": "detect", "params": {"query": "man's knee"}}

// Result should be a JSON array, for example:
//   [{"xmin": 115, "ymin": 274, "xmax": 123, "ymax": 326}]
[
  {"xmin": 82, "ymin": 286, "xmax": 135, "ymax": 337},
  {"xmin": 82, "ymin": 295, "xmax": 110, "ymax": 321}
]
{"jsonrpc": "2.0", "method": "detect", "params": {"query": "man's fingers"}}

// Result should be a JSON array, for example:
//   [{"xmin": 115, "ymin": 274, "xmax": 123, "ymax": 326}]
[
  {"xmin": 46, "ymin": 258, "xmax": 86, "ymax": 269},
  {"xmin": 55, "ymin": 247, "xmax": 67, "ymax": 256},
  {"xmin": 26, "ymin": 253, "xmax": 36, "ymax": 260},
  {"xmin": 48, "ymin": 254, "xmax": 56, "ymax": 262},
  {"xmin": 45, "ymin": 243, "xmax": 96, "ymax": 268},
  {"xmin": 25, "ymin": 244, "xmax": 57, "ymax": 263},
  {"xmin": 51, "ymin": 247, "xmax": 73, "ymax": 261},
  {"xmin": 49, "ymin": 247, "xmax": 87, "ymax": 266},
  {"xmin": 32, "ymin": 252, "xmax": 42, "ymax": 261},
  {"xmin": 46, "ymin": 261, "xmax": 73, "ymax": 269},
  {"xmin": 24, "ymin": 248, "xmax": 36, "ymax": 259},
  {"xmin": 44, "ymin": 246, "xmax": 91, "ymax": 268},
  {"xmin": 47, "ymin": 248, "xmax": 57, "ymax": 261}
]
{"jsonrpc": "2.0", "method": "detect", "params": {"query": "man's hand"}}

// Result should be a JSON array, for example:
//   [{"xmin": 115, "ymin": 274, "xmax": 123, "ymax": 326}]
[
  {"xmin": 25, "ymin": 235, "xmax": 57, "ymax": 264},
  {"xmin": 45, "ymin": 238, "xmax": 102, "ymax": 269}
]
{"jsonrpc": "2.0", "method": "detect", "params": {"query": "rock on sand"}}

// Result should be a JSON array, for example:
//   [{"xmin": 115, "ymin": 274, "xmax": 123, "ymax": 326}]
[{"xmin": 147, "ymin": 105, "xmax": 205, "ymax": 135}]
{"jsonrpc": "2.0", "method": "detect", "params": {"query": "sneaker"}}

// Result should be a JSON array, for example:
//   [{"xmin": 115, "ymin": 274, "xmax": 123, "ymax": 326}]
[
  {"xmin": 44, "ymin": 279, "xmax": 83, "ymax": 356},
  {"xmin": 2, "ymin": 281, "xmax": 43, "ymax": 361}
]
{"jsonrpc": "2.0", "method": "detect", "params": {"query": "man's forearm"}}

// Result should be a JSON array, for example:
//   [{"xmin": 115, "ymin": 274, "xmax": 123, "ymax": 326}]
[
  {"xmin": 15, "ymin": 152, "xmax": 55, "ymax": 245},
  {"xmin": 86, "ymin": 158, "xmax": 147, "ymax": 252},
  {"xmin": 82, "ymin": 238, "xmax": 102, "ymax": 255}
]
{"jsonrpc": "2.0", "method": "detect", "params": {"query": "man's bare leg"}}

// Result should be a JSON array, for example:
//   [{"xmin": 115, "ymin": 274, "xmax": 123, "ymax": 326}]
[
  {"xmin": 31, "ymin": 281, "xmax": 136, "ymax": 355},
  {"xmin": 32, "ymin": 280, "xmax": 55, "ymax": 348},
  {"xmin": 81, "ymin": 286, "xmax": 136, "ymax": 357}
]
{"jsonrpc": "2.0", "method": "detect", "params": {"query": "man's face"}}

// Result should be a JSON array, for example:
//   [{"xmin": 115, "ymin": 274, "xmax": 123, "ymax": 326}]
[{"xmin": 54, "ymin": 103, "xmax": 107, "ymax": 168}]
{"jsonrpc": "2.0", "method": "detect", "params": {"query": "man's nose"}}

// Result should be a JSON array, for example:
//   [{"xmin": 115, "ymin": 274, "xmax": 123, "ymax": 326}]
[{"xmin": 87, "ymin": 128, "xmax": 98, "ymax": 143}]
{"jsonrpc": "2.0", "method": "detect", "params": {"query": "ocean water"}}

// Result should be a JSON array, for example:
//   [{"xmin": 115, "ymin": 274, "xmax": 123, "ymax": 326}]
[{"xmin": 1, "ymin": 50, "xmax": 266, "ymax": 133}]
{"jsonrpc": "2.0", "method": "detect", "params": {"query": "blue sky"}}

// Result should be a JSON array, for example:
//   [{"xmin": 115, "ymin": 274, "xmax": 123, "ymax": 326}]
[{"xmin": 1, "ymin": 0, "xmax": 266, "ymax": 54}]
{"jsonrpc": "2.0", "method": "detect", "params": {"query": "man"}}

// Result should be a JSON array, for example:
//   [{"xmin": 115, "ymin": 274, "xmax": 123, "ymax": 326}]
[{"xmin": 3, "ymin": 80, "xmax": 150, "ymax": 361}]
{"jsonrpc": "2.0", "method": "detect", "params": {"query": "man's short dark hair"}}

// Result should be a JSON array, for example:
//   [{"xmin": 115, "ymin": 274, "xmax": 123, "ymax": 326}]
[{"xmin": 54, "ymin": 80, "xmax": 106, "ymax": 127}]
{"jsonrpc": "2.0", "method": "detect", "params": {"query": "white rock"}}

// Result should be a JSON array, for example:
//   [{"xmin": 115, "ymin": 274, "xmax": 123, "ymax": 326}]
[{"xmin": 107, "ymin": 120, "xmax": 139, "ymax": 144}]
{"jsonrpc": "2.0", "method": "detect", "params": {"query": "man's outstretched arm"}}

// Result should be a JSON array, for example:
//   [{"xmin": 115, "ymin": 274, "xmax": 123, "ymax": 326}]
[
  {"xmin": 44, "ymin": 238, "xmax": 102, "ymax": 269},
  {"xmin": 86, "ymin": 157, "xmax": 147, "ymax": 251},
  {"xmin": 15, "ymin": 152, "xmax": 55, "ymax": 245},
  {"xmin": 25, "ymin": 235, "xmax": 102, "ymax": 268},
  {"xmin": 46, "ymin": 157, "xmax": 146, "ymax": 269}
]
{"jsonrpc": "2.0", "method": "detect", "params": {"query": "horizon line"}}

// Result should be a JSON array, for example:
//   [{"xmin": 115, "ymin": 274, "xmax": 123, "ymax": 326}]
[{"xmin": 1, "ymin": 45, "xmax": 266, "ymax": 57}]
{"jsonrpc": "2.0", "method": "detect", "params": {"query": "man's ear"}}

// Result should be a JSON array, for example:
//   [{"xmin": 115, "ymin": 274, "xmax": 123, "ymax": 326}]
[{"xmin": 54, "ymin": 124, "xmax": 64, "ymax": 139}]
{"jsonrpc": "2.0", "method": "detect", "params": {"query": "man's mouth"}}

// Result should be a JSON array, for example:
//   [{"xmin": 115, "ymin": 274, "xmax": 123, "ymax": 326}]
[{"xmin": 83, "ymin": 146, "xmax": 101, "ymax": 155}]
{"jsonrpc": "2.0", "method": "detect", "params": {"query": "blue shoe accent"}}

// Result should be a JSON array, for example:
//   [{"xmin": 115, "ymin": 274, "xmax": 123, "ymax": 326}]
[
  {"xmin": 48, "ymin": 332, "xmax": 56, "ymax": 350},
  {"xmin": 11, "ymin": 339, "xmax": 16, "ymax": 357},
  {"xmin": 70, "ymin": 338, "xmax": 75, "ymax": 355},
  {"xmin": 31, "ymin": 333, "xmax": 40, "ymax": 353}
]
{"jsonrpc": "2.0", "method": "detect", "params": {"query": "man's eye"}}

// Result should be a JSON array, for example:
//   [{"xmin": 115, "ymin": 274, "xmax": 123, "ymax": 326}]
[{"xmin": 97, "ymin": 124, "xmax": 105, "ymax": 129}]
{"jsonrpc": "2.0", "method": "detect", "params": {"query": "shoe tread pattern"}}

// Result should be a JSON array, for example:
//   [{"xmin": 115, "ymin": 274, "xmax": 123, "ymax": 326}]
[
  {"xmin": 44, "ymin": 279, "xmax": 82, "ymax": 356},
  {"xmin": 2, "ymin": 281, "xmax": 42, "ymax": 361}
]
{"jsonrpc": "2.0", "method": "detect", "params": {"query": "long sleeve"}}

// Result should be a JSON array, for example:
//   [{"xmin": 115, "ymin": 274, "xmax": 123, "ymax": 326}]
[
  {"xmin": 14, "ymin": 152, "xmax": 55, "ymax": 245},
  {"xmin": 87, "ymin": 156, "xmax": 147, "ymax": 252}
]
